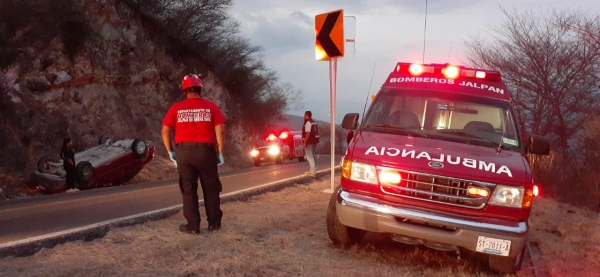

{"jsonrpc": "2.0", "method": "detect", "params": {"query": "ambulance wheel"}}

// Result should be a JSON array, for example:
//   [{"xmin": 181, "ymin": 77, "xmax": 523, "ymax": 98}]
[
  {"xmin": 254, "ymin": 160, "xmax": 261, "ymax": 167},
  {"xmin": 488, "ymin": 246, "xmax": 525, "ymax": 273},
  {"xmin": 327, "ymin": 187, "xmax": 366, "ymax": 248}
]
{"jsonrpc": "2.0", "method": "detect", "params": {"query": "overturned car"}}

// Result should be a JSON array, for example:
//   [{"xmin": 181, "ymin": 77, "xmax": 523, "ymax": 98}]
[{"xmin": 34, "ymin": 135, "xmax": 156, "ymax": 193}]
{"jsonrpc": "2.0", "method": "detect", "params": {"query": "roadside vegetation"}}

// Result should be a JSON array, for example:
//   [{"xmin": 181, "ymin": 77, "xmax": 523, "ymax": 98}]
[
  {"xmin": 1, "ymin": 176, "xmax": 597, "ymax": 276},
  {"xmin": 465, "ymin": 9, "xmax": 600, "ymax": 208},
  {"xmin": 121, "ymin": 0, "xmax": 303, "ymax": 137}
]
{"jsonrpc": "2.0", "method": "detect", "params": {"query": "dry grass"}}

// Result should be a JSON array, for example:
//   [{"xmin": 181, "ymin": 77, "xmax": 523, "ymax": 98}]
[
  {"xmin": 528, "ymin": 197, "xmax": 600, "ymax": 277},
  {"xmin": 1, "ymin": 176, "xmax": 595, "ymax": 276}
]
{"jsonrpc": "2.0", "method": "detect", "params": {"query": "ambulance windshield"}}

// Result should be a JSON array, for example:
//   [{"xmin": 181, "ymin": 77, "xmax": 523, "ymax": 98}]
[{"xmin": 363, "ymin": 88, "xmax": 522, "ymax": 151}]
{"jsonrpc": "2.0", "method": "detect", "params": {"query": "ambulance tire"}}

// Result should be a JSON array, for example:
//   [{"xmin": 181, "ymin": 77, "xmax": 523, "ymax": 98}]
[
  {"xmin": 327, "ymin": 187, "xmax": 366, "ymax": 248},
  {"xmin": 488, "ymin": 246, "xmax": 525, "ymax": 273}
]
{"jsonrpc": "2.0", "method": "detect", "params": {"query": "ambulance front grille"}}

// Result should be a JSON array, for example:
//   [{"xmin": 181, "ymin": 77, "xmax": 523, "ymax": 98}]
[{"xmin": 380, "ymin": 170, "xmax": 493, "ymax": 209}]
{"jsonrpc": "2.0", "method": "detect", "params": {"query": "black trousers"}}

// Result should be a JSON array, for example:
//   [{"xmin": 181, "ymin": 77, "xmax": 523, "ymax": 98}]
[
  {"xmin": 176, "ymin": 142, "xmax": 223, "ymax": 231},
  {"xmin": 65, "ymin": 166, "xmax": 76, "ymax": 190}
]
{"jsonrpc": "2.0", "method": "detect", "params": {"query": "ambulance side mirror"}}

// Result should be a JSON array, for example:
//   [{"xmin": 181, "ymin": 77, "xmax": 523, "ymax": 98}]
[
  {"xmin": 342, "ymin": 113, "xmax": 360, "ymax": 130},
  {"xmin": 528, "ymin": 136, "xmax": 550, "ymax": 155}
]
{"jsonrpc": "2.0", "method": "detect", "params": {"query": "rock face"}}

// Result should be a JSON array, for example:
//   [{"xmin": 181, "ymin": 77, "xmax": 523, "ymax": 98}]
[{"xmin": 0, "ymin": 0, "xmax": 252, "ymax": 197}]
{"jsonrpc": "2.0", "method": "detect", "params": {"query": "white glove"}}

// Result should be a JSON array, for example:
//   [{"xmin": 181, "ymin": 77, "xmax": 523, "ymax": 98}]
[
  {"xmin": 168, "ymin": 151, "xmax": 177, "ymax": 167},
  {"xmin": 217, "ymin": 153, "xmax": 225, "ymax": 167}
]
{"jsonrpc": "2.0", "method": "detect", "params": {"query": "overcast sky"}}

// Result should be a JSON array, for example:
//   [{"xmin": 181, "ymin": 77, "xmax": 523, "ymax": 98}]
[{"xmin": 229, "ymin": 0, "xmax": 600, "ymax": 122}]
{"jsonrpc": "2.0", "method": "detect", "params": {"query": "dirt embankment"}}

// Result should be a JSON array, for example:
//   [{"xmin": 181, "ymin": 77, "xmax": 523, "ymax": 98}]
[{"xmin": 3, "ymin": 175, "xmax": 596, "ymax": 276}]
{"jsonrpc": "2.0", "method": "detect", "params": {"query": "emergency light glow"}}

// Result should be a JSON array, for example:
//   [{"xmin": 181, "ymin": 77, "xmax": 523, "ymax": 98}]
[
  {"xmin": 378, "ymin": 170, "xmax": 402, "ymax": 186},
  {"xmin": 268, "ymin": 145, "xmax": 280, "ymax": 155},
  {"xmin": 467, "ymin": 187, "xmax": 490, "ymax": 197},
  {"xmin": 533, "ymin": 185, "xmax": 539, "ymax": 197},
  {"xmin": 279, "ymin": 132, "xmax": 289, "ymax": 139},
  {"xmin": 267, "ymin": 134, "xmax": 277, "ymax": 141},
  {"xmin": 475, "ymin": 71, "xmax": 486, "ymax": 78},
  {"xmin": 443, "ymin": 65, "xmax": 460, "ymax": 79},
  {"xmin": 409, "ymin": 64, "xmax": 424, "ymax": 75},
  {"xmin": 250, "ymin": 149, "xmax": 259, "ymax": 157}
]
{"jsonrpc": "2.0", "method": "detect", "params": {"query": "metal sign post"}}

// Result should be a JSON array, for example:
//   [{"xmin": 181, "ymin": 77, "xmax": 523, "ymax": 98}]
[
  {"xmin": 315, "ymin": 9, "xmax": 344, "ymax": 194},
  {"xmin": 328, "ymin": 58, "xmax": 338, "ymax": 193}
]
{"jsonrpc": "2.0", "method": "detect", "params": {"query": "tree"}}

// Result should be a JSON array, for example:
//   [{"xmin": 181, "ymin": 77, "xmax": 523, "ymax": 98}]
[{"xmin": 465, "ymin": 8, "xmax": 600, "ymax": 204}]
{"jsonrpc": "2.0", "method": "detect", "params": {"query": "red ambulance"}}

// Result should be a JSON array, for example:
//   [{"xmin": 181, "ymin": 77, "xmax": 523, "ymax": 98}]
[
  {"xmin": 250, "ymin": 130, "xmax": 305, "ymax": 167},
  {"xmin": 327, "ymin": 63, "xmax": 550, "ymax": 273}
]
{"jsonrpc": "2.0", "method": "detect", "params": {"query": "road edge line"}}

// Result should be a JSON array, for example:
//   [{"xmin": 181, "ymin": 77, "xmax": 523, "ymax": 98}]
[{"xmin": 0, "ymin": 167, "xmax": 340, "ymax": 257}]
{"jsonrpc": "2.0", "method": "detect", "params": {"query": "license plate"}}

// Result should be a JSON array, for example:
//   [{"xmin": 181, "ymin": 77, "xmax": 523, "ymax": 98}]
[{"xmin": 476, "ymin": 236, "xmax": 511, "ymax": 256}]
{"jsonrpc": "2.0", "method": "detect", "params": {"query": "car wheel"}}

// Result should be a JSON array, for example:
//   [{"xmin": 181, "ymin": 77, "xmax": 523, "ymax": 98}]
[
  {"xmin": 75, "ymin": 161, "xmax": 94, "ymax": 183},
  {"xmin": 326, "ymin": 187, "xmax": 366, "ymax": 248},
  {"xmin": 488, "ymin": 245, "xmax": 525, "ymax": 273},
  {"xmin": 37, "ymin": 155, "xmax": 61, "ymax": 173},
  {"xmin": 131, "ymin": 139, "xmax": 148, "ymax": 158},
  {"xmin": 254, "ymin": 160, "xmax": 261, "ymax": 167},
  {"xmin": 97, "ymin": 134, "xmax": 113, "ymax": 145}
]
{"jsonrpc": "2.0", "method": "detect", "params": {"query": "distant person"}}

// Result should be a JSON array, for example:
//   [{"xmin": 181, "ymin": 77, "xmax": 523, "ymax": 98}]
[
  {"xmin": 161, "ymin": 74, "xmax": 226, "ymax": 235},
  {"xmin": 302, "ymin": 111, "xmax": 319, "ymax": 178},
  {"xmin": 346, "ymin": 129, "xmax": 354, "ymax": 145},
  {"xmin": 60, "ymin": 138, "xmax": 78, "ymax": 192}
]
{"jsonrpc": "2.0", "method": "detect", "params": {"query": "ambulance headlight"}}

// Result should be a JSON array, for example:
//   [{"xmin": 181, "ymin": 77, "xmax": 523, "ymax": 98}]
[
  {"xmin": 489, "ymin": 185, "xmax": 524, "ymax": 208},
  {"xmin": 268, "ymin": 145, "xmax": 280, "ymax": 155},
  {"xmin": 350, "ymin": 162, "xmax": 378, "ymax": 185}
]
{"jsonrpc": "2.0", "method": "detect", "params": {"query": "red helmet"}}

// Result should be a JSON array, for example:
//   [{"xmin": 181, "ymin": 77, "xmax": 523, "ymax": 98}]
[{"xmin": 181, "ymin": 74, "xmax": 203, "ymax": 91}]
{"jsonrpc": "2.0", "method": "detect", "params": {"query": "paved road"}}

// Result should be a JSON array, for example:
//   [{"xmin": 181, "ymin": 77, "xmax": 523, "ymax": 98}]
[{"xmin": 0, "ymin": 156, "xmax": 338, "ymax": 245}]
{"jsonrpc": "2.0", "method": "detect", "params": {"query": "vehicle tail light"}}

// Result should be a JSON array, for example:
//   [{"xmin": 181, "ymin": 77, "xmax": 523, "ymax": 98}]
[
  {"xmin": 409, "ymin": 64, "xmax": 424, "ymax": 75},
  {"xmin": 378, "ymin": 170, "xmax": 402, "ymax": 186},
  {"xmin": 250, "ymin": 149, "xmax": 259, "ymax": 157},
  {"xmin": 279, "ymin": 132, "xmax": 289, "ymax": 139},
  {"xmin": 442, "ymin": 65, "xmax": 460, "ymax": 79},
  {"xmin": 533, "ymin": 185, "xmax": 539, "ymax": 197},
  {"xmin": 467, "ymin": 187, "xmax": 490, "ymax": 197}
]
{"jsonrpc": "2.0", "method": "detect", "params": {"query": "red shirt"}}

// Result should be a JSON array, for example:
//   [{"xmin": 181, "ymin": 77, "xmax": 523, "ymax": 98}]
[{"xmin": 162, "ymin": 98, "xmax": 226, "ymax": 144}]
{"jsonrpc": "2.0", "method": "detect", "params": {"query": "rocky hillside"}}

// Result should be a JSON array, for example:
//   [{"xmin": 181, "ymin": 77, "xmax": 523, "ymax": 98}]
[{"xmin": 0, "ymin": 0, "xmax": 264, "ymax": 198}]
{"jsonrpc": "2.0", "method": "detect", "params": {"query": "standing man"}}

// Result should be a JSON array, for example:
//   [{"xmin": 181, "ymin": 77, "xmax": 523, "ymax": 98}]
[
  {"xmin": 161, "ymin": 74, "xmax": 226, "ymax": 235},
  {"xmin": 302, "ymin": 111, "xmax": 319, "ymax": 178},
  {"xmin": 60, "ymin": 138, "xmax": 77, "ymax": 192}
]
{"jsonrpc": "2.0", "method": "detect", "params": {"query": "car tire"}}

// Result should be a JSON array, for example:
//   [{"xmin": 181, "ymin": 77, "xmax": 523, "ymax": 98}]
[
  {"xmin": 131, "ymin": 139, "xmax": 148, "ymax": 159},
  {"xmin": 488, "ymin": 245, "xmax": 525, "ymax": 273},
  {"xmin": 97, "ymin": 134, "xmax": 113, "ymax": 145},
  {"xmin": 37, "ymin": 155, "xmax": 61, "ymax": 173},
  {"xmin": 254, "ymin": 160, "xmax": 261, "ymax": 167},
  {"xmin": 326, "ymin": 187, "xmax": 366, "ymax": 248},
  {"xmin": 75, "ymin": 161, "xmax": 94, "ymax": 183}
]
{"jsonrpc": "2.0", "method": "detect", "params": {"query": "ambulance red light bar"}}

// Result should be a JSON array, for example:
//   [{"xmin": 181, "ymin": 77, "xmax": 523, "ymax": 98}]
[
  {"xmin": 267, "ymin": 134, "xmax": 277, "ymax": 141},
  {"xmin": 395, "ymin": 63, "xmax": 502, "ymax": 81}
]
